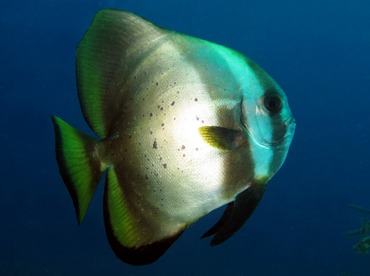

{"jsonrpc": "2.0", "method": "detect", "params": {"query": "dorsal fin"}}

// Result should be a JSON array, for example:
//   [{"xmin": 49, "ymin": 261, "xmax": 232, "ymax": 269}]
[{"xmin": 76, "ymin": 9, "xmax": 166, "ymax": 138}]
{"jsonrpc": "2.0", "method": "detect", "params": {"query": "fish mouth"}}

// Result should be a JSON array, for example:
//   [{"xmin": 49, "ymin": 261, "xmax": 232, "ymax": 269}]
[
  {"xmin": 245, "ymin": 118, "xmax": 296, "ymax": 150},
  {"xmin": 270, "ymin": 118, "xmax": 296, "ymax": 149}
]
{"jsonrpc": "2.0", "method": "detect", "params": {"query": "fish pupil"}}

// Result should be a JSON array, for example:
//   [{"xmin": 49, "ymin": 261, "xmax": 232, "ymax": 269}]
[{"xmin": 264, "ymin": 95, "xmax": 282, "ymax": 114}]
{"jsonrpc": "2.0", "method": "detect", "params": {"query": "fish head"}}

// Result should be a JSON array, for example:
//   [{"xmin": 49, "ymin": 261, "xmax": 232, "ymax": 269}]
[
  {"xmin": 242, "ymin": 86, "xmax": 295, "ymax": 149},
  {"xmin": 239, "ymin": 62, "xmax": 295, "ymax": 178}
]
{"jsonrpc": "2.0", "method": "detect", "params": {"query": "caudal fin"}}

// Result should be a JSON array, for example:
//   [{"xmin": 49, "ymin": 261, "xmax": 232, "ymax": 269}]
[{"xmin": 52, "ymin": 115, "xmax": 106, "ymax": 224}]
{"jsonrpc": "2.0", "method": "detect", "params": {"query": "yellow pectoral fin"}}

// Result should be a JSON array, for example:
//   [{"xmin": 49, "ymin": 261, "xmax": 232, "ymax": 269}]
[
  {"xmin": 103, "ymin": 167, "xmax": 185, "ymax": 266},
  {"xmin": 198, "ymin": 126, "xmax": 246, "ymax": 150}
]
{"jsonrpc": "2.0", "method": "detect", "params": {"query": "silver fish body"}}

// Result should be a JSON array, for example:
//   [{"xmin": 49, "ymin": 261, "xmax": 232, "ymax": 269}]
[{"xmin": 52, "ymin": 9, "xmax": 295, "ymax": 265}]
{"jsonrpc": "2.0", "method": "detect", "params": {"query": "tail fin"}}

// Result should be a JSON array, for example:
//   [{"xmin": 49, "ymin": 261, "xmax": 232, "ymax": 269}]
[{"xmin": 52, "ymin": 115, "xmax": 106, "ymax": 224}]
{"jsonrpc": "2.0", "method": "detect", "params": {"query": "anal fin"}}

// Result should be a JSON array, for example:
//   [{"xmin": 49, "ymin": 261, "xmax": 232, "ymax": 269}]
[{"xmin": 103, "ymin": 167, "xmax": 185, "ymax": 265}]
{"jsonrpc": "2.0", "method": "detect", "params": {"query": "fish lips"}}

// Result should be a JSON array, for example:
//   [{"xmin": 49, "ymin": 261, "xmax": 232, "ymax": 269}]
[{"xmin": 246, "ymin": 117, "xmax": 296, "ymax": 150}]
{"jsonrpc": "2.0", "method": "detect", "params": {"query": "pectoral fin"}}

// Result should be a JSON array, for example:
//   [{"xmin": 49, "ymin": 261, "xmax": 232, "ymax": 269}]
[
  {"xmin": 202, "ymin": 183, "xmax": 265, "ymax": 246},
  {"xmin": 198, "ymin": 126, "xmax": 246, "ymax": 150}
]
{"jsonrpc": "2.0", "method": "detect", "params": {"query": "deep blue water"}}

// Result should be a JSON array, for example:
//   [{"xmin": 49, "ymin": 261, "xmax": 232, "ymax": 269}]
[{"xmin": 1, "ymin": 0, "xmax": 370, "ymax": 275}]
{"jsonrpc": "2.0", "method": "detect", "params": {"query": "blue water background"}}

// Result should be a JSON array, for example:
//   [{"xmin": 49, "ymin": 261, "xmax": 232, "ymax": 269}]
[{"xmin": 1, "ymin": 0, "xmax": 370, "ymax": 275}]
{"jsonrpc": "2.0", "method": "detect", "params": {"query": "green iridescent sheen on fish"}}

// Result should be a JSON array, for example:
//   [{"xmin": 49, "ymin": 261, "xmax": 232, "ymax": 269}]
[{"xmin": 52, "ymin": 9, "xmax": 295, "ymax": 266}]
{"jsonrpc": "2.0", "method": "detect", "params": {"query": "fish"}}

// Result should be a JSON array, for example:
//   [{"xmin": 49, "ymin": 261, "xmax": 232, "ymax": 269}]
[{"xmin": 52, "ymin": 9, "xmax": 295, "ymax": 266}]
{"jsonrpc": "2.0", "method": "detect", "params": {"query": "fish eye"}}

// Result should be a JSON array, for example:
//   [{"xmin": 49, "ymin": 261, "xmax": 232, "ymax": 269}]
[{"xmin": 263, "ymin": 94, "xmax": 282, "ymax": 114}]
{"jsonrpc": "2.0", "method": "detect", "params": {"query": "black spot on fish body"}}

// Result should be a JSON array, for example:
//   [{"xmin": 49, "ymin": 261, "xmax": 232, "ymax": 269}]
[
  {"xmin": 153, "ymin": 140, "xmax": 158, "ymax": 149},
  {"xmin": 163, "ymin": 164, "xmax": 167, "ymax": 169},
  {"xmin": 171, "ymin": 101, "xmax": 175, "ymax": 106},
  {"xmin": 194, "ymin": 98, "xmax": 198, "ymax": 102}
]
